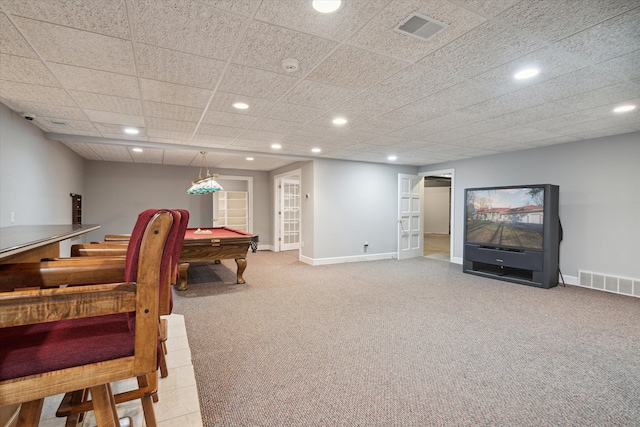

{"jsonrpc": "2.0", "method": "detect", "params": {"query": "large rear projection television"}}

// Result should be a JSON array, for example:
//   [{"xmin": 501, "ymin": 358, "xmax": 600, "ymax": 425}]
[{"xmin": 463, "ymin": 184, "xmax": 560, "ymax": 289}]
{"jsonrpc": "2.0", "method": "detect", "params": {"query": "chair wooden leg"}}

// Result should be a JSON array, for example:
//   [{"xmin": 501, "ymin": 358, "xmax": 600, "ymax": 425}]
[
  {"xmin": 17, "ymin": 399, "xmax": 44, "ymax": 427},
  {"xmin": 60, "ymin": 389, "xmax": 88, "ymax": 426},
  {"xmin": 88, "ymin": 384, "xmax": 120, "ymax": 427},
  {"xmin": 137, "ymin": 374, "xmax": 158, "ymax": 427}
]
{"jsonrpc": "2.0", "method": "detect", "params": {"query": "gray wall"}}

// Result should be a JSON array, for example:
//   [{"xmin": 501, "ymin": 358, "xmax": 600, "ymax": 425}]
[
  {"xmin": 83, "ymin": 160, "xmax": 271, "ymax": 244},
  {"xmin": 0, "ymin": 103, "xmax": 84, "ymax": 228},
  {"xmin": 312, "ymin": 159, "xmax": 417, "ymax": 259},
  {"xmin": 420, "ymin": 131, "xmax": 640, "ymax": 280}
]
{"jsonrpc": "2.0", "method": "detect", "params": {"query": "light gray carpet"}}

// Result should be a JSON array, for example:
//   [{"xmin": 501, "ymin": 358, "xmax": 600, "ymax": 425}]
[{"xmin": 173, "ymin": 251, "xmax": 640, "ymax": 426}]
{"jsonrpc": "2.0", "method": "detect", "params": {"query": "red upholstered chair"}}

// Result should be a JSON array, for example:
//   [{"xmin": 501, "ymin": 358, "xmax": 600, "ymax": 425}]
[{"xmin": 0, "ymin": 209, "xmax": 179, "ymax": 426}]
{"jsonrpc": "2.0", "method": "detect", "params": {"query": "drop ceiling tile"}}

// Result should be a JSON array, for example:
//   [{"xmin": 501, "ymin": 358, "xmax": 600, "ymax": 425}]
[
  {"xmin": 554, "ymin": 7, "xmax": 640, "ymax": 64},
  {"xmin": 60, "ymin": 141, "xmax": 102, "ymax": 160},
  {"xmin": 282, "ymin": 80, "xmax": 358, "ymax": 109},
  {"xmin": 451, "ymin": 117, "xmax": 516, "ymax": 135},
  {"xmin": 240, "ymin": 129, "xmax": 288, "ymax": 142},
  {"xmin": 323, "ymin": 129, "xmax": 377, "ymax": 143},
  {"xmin": 279, "ymin": 134, "xmax": 327, "ymax": 146},
  {"xmin": 196, "ymin": 123, "xmax": 244, "ymax": 138},
  {"xmin": 0, "ymin": 54, "xmax": 59, "ymax": 86},
  {"xmin": 525, "ymin": 135, "xmax": 579, "ymax": 147},
  {"xmin": 100, "ymin": 133, "xmax": 148, "ymax": 142},
  {"xmin": 262, "ymin": 102, "xmax": 324, "ymax": 123},
  {"xmin": 0, "ymin": 98, "xmax": 85, "ymax": 121},
  {"xmin": 1, "ymin": 0, "xmax": 131, "ymax": 38},
  {"xmin": 364, "ymin": 135, "xmax": 406, "ymax": 146},
  {"xmin": 93, "ymin": 122, "xmax": 144, "ymax": 135},
  {"xmin": 418, "ymin": 21, "xmax": 543, "ymax": 79},
  {"xmin": 146, "ymin": 129, "xmax": 193, "ymax": 141},
  {"xmin": 162, "ymin": 150, "xmax": 199, "ymax": 166},
  {"xmin": 249, "ymin": 118, "xmax": 301, "ymax": 134},
  {"xmin": 290, "ymin": 124, "xmax": 338, "ymax": 138},
  {"xmin": 336, "ymin": 92, "xmax": 407, "ymax": 118},
  {"xmin": 0, "ymin": 81, "xmax": 75, "ymax": 106},
  {"xmin": 207, "ymin": 92, "xmax": 275, "ymax": 116},
  {"xmin": 13, "ymin": 17, "xmax": 135, "ymax": 75},
  {"xmin": 143, "ymin": 101, "xmax": 203, "ymax": 122},
  {"xmin": 455, "ymin": 0, "xmax": 522, "ymax": 16},
  {"xmin": 140, "ymin": 78, "xmax": 212, "ymax": 108},
  {"xmin": 132, "ymin": 0, "xmax": 246, "ymax": 61},
  {"xmin": 372, "ymin": 64, "xmax": 465, "ymax": 103},
  {"xmin": 348, "ymin": 118, "xmax": 406, "ymax": 135},
  {"xmin": 551, "ymin": 82, "xmax": 640, "ymax": 111},
  {"xmin": 128, "ymin": 146, "xmax": 164, "ymax": 164},
  {"xmin": 471, "ymin": 47, "xmax": 586, "ymax": 96},
  {"xmin": 308, "ymin": 45, "xmax": 407, "ymax": 91},
  {"xmin": 83, "ymin": 110, "xmax": 145, "ymax": 128},
  {"xmin": 136, "ymin": 44, "xmax": 227, "ymax": 90},
  {"xmin": 85, "ymin": 142, "xmax": 133, "ymax": 162},
  {"xmin": 569, "ymin": 126, "xmax": 638, "ymax": 140},
  {"xmin": 227, "ymin": 138, "xmax": 276, "ymax": 150},
  {"xmin": 196, "ymin": 0, "xmax": 257, "ymax": 17},
  {"xmin": 218, "ymin": 64, "xmax": 300, "ymax": 100},
  {"xmin": 42, "ymin": 126, "xmax": 101, "ymax": 137},
  {"xmin": 202, "ymin": 110, "xmax": 258, "ymax": 128},
  {"xmin": 482, "ymin": 125, "xmax": 541, "ymax": 141},
  {"xmin": 390, "ymin": 139, "xmax": 438, "ymax": 151},
  {"xmin": 377, "ymin": 100, "xmax": 447, "ymax": 125},
  {"xmin": 146, "ymin": 117, "xmax": 197, "ymax": 133},
  {"xmin": 0, "ymin": 13, "xmax": 37, "ymax": 58},
  {"xmin": 254, "ymin": 0, "xmax": 388, "ymax": 41},
  {"xmin": 70, "ymin": 91, "xmax": 143, "ymax": 115},
  {"xmin": 233, "ymin": 20, "xmax": 338, "ymax": 75},
  {"xmin": 349, "ymin": 0, "xmax": 486, "ymax": 62},
  {"xmin": 522, "ymin": 67, "xmax": 622, "ymax": 104},
  {"xmin": 497, "ymin": 0, "xmax": 636, "ymax": 43},
  {"xmin": 49, "ymin": 63, "xmax": 140, "ymax": 98},
  {"xmin": 190, "ymin": 133, "xmax": 235, "ymax": 147},
  {"xmin": 493, "ymin": 102, "xmax": 576, "ymax": 126},
  {"xmin": 597, "ymin": 50, "xmax": 640, "ymax": 81}
]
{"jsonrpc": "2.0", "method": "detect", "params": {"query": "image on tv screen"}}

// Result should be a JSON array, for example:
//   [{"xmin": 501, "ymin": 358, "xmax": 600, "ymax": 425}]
[{"xmin": 465, "ymin": 187, "xmax": 544, "ymax": 250}]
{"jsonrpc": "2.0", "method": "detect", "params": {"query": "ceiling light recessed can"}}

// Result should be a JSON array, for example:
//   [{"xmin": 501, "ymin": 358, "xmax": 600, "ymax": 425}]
[
  {"xmin": 233, "ymin": 102, "xmax": 249, "ymax": 110},
  {"xmin": 124, "ymin": 127, "xmax": 139, "ymax": 135},
  {"xmin": 311, "ymin": 147, "xmax": 321, "ymax": 153},
  {"xmin": 613, "ymin": 105, "xmax": 636, "ymax": 113},
  {"xmin": 271, "ymin": 143, "xmax": 282, "ymax": 149},
  {"xmin": 387, "ymin": 155, "xmax": 397, "ymax": 161},
  {"xmin": 332, "ymin": 117, "xmax": 347, "ymax": 125},
  {"xmin": 246, "ymin": 157, "xmax": 254, "ymax": 161},
  {"xmin": 312, "ymin": 0, "xmax": 342, "ymax": 13},
  {"xmin": 132, "ymin": 148, "xmax": 143, "ymax": 153},
  {"xmin": 514, "ymin": 68, "xmax": 539, "ymax": 80}
]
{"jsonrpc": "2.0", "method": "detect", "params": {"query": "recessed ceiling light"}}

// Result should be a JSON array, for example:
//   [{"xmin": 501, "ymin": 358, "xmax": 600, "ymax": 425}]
[
  {"xmin": 246, "ymin": 157, "xmax": 254, "ymax": 161},
  {"xmin": 271, "ymin": 143, "xmax": 282, "ymax": 149},
  {"xmin": 311, "ymin": 147, "xmax": 321, "ymax": 153},
  {"xmin": 132, "ymin": 148, "xmax": 143, "ymax": 153},
  {"xmin": 124, "ymin": 127, "xmax": 139, "ymax": 135},
  {"xmin": 312, "ymin": 0, "xmax": 342, "ymax": 13},
  {"xmin": 514, "ymin": 68, "xmax": 539, "ymax": 80},
  {"xmin": 332, "ymin": 117, "xmax": 347, "ymax": 125},
  {"xmin": 233, "ymin": 102, "xmax": 249, "ymax": 110},
  {"xmin": 613, "ymin": 104, "xmax": 636, "ymax": 113},
  {"xmin": 387, "ymin": 155, "xmax": 397, "ymax": 161}
]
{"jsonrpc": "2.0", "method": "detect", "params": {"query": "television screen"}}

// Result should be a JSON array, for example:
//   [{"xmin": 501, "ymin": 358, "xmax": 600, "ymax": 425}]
[{"xmin": 465, "ymin": 186, "xmax": 545, "ymax": 250}]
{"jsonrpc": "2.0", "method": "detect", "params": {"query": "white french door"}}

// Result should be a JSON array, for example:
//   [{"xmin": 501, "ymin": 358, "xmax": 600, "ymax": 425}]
[
  {"xmin": 398, "ymin": 174, "xmax": 423, "ymax": 260},
  {"xmin": 279, "ymin": 178, "xmax": 300, "ymax": 251}
]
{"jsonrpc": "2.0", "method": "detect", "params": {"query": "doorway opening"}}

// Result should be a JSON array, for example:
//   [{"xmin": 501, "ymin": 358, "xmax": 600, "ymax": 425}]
[{"xmin": 421, "ymin": 170, "xmax": 453, "ymax": 262}]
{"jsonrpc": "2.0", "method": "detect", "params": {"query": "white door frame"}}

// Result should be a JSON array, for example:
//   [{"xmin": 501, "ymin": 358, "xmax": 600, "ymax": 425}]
[
  {"xmin": 418, "ymin": 168, "xmax": 456, "ymax": 263},
  {"xmin": 397, "ymin": 174, "xmax": 424, "ymax": 260},
  {"xmin": 273, "ymin": 169, "xmax": 301, "ymax": 252},
  {"xmin": 215, "ymin": 175, "xmax": 254, "ymax": 232}
]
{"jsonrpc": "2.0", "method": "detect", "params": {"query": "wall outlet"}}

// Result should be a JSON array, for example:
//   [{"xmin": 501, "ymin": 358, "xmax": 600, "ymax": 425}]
[{"xmin": 10, "ymin": 212, "xmax": 15, "ymax": 223}]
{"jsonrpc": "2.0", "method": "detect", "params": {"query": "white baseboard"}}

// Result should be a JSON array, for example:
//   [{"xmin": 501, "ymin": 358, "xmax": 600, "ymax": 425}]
[{"xmin": 300, "ymin": 252, "xmax": 398, "ymax": 266}]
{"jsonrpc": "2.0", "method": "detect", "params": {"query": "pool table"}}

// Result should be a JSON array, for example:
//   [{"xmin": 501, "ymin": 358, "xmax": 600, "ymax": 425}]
[{"xmin": 177, "ymin": 227, "xmax": 255, "ymax": 290}]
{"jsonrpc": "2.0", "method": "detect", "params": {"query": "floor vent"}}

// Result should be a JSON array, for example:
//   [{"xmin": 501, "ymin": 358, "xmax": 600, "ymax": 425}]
[
  {"xmin": 577, "ymin": 270, "xmax": 640, "ymax": 298},
  {"xmin": 394, "ymin": 12, "xmax": 448, "ymax": 41}
]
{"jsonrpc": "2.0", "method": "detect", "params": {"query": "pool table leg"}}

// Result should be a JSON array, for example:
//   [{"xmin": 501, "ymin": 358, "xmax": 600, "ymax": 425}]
[
  {"xmin": 177, "ymin": 262, "xmax": 189, "ymax": 291},
  {"xmin": 235, "ymin": 258, "xmax": 247, "ymax": 284}
]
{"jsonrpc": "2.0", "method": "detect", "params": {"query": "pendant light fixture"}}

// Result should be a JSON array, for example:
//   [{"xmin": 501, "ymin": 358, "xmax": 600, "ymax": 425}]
[{"xmin": 187, "ymin": 151, "xmax": 224, "ymax": 194}]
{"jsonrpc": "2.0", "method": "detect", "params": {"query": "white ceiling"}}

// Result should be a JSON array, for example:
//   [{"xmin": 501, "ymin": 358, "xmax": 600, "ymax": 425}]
[{"xmin": 1, "ymin": 0, "xmax": 639, "ymax": 172}]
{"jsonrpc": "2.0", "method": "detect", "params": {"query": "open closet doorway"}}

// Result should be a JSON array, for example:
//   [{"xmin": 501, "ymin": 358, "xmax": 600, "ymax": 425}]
[
  {"xmin": 422, "ymin": 169, "xmax": 454, "ymax": 262},
  {"xmin": 212, "ymin": 175, "xmax": 253, "ymax": 232},
  {"xmin": 274, "ymin": 170, "xmax": 301, "ymax": 252}
]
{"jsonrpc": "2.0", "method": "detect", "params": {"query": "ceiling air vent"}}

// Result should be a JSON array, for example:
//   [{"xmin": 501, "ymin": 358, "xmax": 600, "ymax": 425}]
[{"xmin": 394, "ymin": 12, "xmax": 448, "ymax": 41}]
